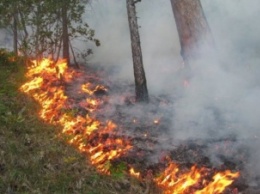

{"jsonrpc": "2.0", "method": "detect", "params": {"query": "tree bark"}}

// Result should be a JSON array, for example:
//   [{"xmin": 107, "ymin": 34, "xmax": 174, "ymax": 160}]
[
  {"xmin": 62, "ymin": 3, "xmax": 70, "ymax": 66},
  {"xmin": 35, "ymin": 5, "xmax": 41, "ymax": 61},
  {"xmin": 13, "ymin": 10, "xmax": 18, "ymax": 55},
  {"xmin": 18, "ymin": 10, "xmax": 29, "ymax": 57},
  {"xmin": 170, "ymin": 0, "xmax": 214, "ymax": 65},
  {"xmin": 126, "ymin": 0, "xmax": 149, "ymax": 103}
]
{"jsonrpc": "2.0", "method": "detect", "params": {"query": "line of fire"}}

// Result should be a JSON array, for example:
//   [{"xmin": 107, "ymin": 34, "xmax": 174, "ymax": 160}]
[
  {"xmin": 2, "ymin": 0, "xmax": 260, "ymax": 193},
  {"xmin": 20, "ymin": 58, "xmax": 241, "ymax": 194}
]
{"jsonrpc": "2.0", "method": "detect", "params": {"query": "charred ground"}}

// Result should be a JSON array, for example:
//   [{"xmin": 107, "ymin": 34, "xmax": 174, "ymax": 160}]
[{"xmin": 64, "ymin": 63, "xmax": 259, "ymax": 193}]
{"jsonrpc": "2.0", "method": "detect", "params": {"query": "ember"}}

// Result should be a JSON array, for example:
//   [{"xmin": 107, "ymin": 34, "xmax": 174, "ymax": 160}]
[
  {"xmin": 20, "ymin": 58, "xmax": 240, "ymax": 193},
  {"xmin": 129, "ymin": 167, "xmax": 141, "ymax": 179},
  {"xmin": 154, "ymin": 119, "xmax": 160, "ymax": 124}
]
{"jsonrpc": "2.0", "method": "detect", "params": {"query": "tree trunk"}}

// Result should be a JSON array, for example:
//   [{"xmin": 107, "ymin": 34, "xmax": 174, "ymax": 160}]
[
  {"xmin": 170, "ymin": 0, "xmax": 214, "ymax": 65},
  {"xmin": 35, "ymin": 5, "xmax": 41, "ymax": 61},
  {"xmin": 18, "ymin": 10, "xmax": 29, "ymax": 57},
  {"xmin": 62, "ymin": 3, "xmax": 70, "ymax": 66},
  {"xmin": 13, "ymin": 10, "xmax": 18, "ymax": 55},
  {"xmin": 126, "ymin": 0, "xmax": 149, "ymax": 103}
]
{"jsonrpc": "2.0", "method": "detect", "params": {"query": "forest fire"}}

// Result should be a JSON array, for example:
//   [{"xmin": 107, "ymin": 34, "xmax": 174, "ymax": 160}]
[
  {"xmin": 20, "ymin": 58, "xmax": 240, "ymax": 193},
  {"xmin": 20, "ymin": 58, "xmax": 131, "ymax": 174},
  {"xmin": 155, "ymin": 161, "xmax": 239, "ymax": 194}
]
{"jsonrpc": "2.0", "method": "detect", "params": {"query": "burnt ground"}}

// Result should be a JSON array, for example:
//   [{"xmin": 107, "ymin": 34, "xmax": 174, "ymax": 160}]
[{"xmin": 65, "ymin": 64, "xmax": 260, "ymax": 193}]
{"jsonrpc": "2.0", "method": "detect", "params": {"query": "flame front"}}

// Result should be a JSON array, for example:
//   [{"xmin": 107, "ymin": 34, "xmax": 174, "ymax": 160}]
[
  {"xmin": 20, "ymin": 58, "xmax": 131, "ymax": 174},
  {"xmin": 20, "ymin": 58, "xmax": 239, "ymax": 193},
  {"xmin": 155, "ymin": 161, "xmax": 239, "ymax": 194}
]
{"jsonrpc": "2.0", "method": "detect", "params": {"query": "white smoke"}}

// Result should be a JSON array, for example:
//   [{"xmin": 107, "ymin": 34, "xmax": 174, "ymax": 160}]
[{"xmin": 86, "ymin": 0, "xmax": 260, "ymax": 179}]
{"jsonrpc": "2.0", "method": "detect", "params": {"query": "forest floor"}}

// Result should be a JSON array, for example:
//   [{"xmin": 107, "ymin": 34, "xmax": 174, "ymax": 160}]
[
  {"xmin": 1, "ymin": 50, "xmax": 255, "ymax": 194},
  {"xmin": 0, "ymin": 50, "xmax": 150, "ymax": 194}
]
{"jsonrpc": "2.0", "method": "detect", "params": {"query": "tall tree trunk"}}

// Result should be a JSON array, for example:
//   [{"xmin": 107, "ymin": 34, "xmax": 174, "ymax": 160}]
[
  {"xmin": 170, "ymin": 0, "xmax": 214, "ymax": 65},
  {"xmin": 62, "ymin": 3, "xmax": 70, "ymax": 66},
  {"xmin": 126, "ymin": 0, "xmax": 149, "ymax": 103},
  {"xmin": 18, "ymin": 10, "xmax": 29, "ymax": 57},
  {"xmin": 13, "ymin": 10, "xmax": 18, "ymax": 55},
  {"xmin": 35, "ymin": 5, "xmax": 41, "ymax": 61},
  {"xmin": 69, "ymin": 40, "xmax": 80, "ymax": 68}
]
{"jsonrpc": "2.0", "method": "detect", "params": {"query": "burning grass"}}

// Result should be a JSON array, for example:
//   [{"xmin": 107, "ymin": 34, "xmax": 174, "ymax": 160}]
[
  {"xmin": 16, "ymin": 57, "xmax": 243, "ymax": 193},
  {"xmin": 0, "ymin": 51, "xmax": 148, "ymax": 194}
]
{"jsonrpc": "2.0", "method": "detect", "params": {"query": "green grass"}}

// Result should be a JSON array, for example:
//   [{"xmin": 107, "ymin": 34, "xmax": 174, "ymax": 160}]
[{"xmin": 0, "ymin": 49, "xmax": 154, "ymax": 194}]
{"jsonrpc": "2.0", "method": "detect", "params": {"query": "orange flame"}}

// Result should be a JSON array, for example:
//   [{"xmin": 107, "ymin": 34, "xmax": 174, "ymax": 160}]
[
  {"xmin": 20, "ymin": 77, "xmax": 43, "ymax": 92},
  {"xmin": 20, "ymin": 58, "xmax": 132, "ymax": 174},
  {"xmin": 195, "ymin": 170, "xmax": 239, "ymax": 194},
  {"xmin": 129, "ymin": 167, "xmax": 141, "ymax": 179},
  {"xmin": 155, "ymin": 161, "xmax": 239, "ymax": 194},
  {"xmin": 81, "ymin": 83, "xmax": 107, "ymax": 96}
]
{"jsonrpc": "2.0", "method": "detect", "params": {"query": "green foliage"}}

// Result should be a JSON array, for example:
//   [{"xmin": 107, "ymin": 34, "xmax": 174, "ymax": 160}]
[
  {"xmin": 0, "ymin": 0, "xmax": 99, "ymax": 60},
  {"xmin": 110, "ymin": 162, "xmax": 127, "ymax": 179}
]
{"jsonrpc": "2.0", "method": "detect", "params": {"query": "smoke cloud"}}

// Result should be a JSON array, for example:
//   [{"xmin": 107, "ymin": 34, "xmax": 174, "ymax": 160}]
[{"xmin": 87, "ymin": 0, "xmax": 260, "ymax": 180}]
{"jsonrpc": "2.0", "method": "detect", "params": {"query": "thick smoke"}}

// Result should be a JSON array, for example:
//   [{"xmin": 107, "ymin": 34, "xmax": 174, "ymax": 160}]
[
  {"xmin": 87, "ymin": 0, "xmax": 260, "ymax": 179},
  {"xmin": 88, "ymin": 0, "xmax": 260, "ymax": 134}
]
